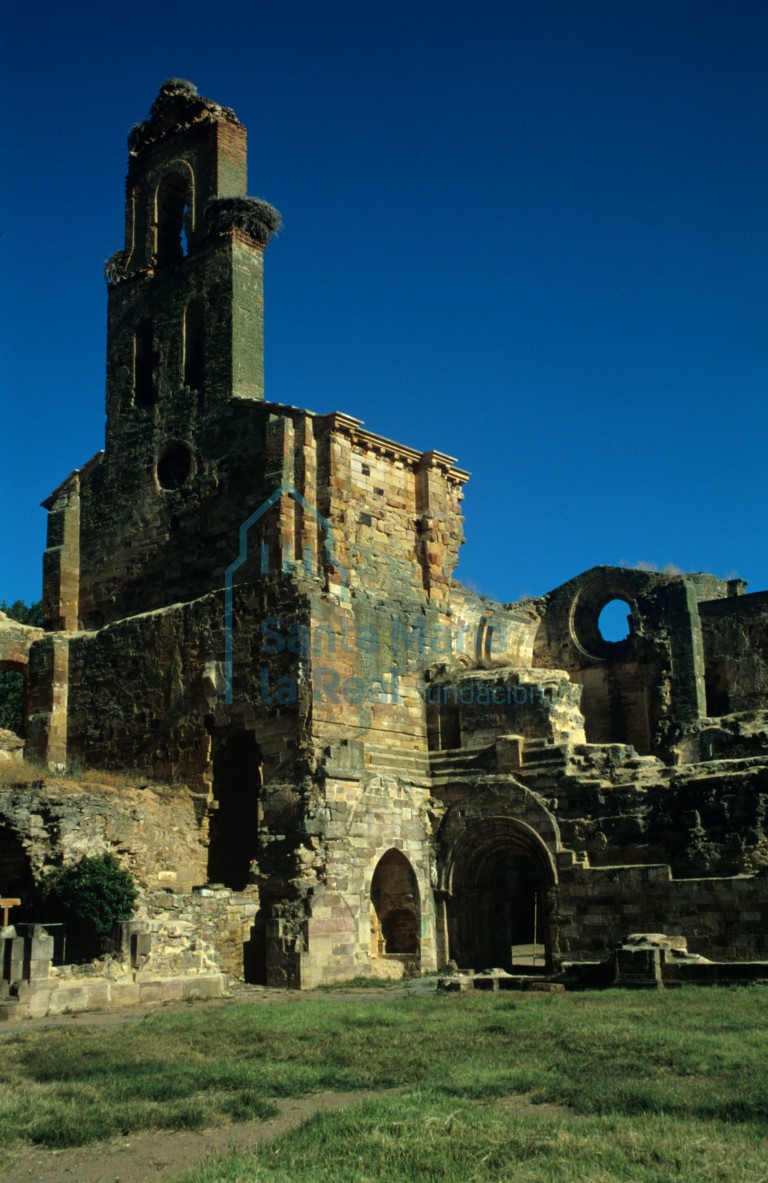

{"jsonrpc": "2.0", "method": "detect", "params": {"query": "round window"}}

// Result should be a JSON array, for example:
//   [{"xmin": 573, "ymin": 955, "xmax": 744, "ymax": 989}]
[
  {"xmin": 157, "ymin": 443, "xmax": 192, "ymax": 490},
  {"xmin": 597, "ymin": 598, "xmax": 632, "ymax": 643}
]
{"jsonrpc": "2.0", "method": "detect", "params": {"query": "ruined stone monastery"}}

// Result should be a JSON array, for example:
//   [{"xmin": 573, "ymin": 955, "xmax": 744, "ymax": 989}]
[{"xmin": 1, "ymin": 81, "xmax": 766, "ymax": 1002}]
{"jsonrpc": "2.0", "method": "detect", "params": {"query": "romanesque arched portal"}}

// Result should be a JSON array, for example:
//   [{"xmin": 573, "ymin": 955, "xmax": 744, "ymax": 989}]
[{"xmin": 445, "ymin": 818, "xmax": 556, "ymax": 973}]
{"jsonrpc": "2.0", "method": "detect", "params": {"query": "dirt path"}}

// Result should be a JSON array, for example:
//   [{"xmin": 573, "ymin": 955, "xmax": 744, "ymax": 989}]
[
  {"xmin": 0, "ymin": 983, "xmax": 434, "ymax": 1182},
  {"xmin": 0, "ymin": 980, "xmax": 428, "ymax": 1040},
  {"xmin": 1, "ymin": 1089, "xmax": 387, "ymax": 1183}
]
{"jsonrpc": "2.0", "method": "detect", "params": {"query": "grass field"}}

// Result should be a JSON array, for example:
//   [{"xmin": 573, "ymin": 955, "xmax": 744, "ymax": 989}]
[{"xmin": 0, "ymin": 986, "xmax": 766, "ymax": 1182}]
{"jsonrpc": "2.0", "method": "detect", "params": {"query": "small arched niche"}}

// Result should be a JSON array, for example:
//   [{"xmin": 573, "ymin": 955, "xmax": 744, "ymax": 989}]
[{"xmin": 370, "ymin": 849, "xmax": 420, "ymax": 966}]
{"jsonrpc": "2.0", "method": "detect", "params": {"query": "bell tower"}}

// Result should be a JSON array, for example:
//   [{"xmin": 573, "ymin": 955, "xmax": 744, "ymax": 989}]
[
  {"xmin": 104, "ymin": 79, "xmax": 280, "ymax": 452},
  {"xmin": 58, "ymin": 80, "xmax": 283, "ymax": 629}
]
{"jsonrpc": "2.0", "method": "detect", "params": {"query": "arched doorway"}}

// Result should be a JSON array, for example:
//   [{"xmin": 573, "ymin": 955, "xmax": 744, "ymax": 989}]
[
  {"xmin": 370, "ymin": 849, "xmax": 420, "ymax": 967},
  {"xmin": 446, "ymin": 818, "xmax": 555, "ymax": 973}
]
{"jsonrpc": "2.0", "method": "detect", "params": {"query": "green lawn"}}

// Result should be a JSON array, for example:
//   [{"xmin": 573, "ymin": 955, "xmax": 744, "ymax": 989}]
[{"xmin": 0, "ymin": 986, "xmax": 765, "ymax": 1182}]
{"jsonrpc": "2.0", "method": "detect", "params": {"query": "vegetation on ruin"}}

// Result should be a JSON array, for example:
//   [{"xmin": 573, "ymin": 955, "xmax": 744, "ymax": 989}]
[
  {"xmin": 0, "ymin": 758, "xmax": 50, "ymax": 784},
  {"xmin": 0, "ymin": 599, "xmax": 42, "ymax": 735},
  {"xmin": 40, "ymin": 852, "xmax": 138, "ymax": 941},
  {"xmin": 0, "ymin": 988, "xmax": 765, "ymax": 1182}
]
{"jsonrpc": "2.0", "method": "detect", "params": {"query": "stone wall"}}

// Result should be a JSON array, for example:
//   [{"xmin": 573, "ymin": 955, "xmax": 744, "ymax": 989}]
[
  {"xmin": 556, "ymin": 863, "xmax": 768, "ymax": 962},
  {"xmin": 300, "ymin": 769, "xmax": 437, "ymax": 988},
  {"xmin": 0, "ymin": 776, "xmax": 208, "ymax": 897}
]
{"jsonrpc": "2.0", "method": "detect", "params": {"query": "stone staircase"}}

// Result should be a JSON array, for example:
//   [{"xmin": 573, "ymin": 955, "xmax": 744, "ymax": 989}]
[
  {"xmin": 429, "ymin": 745, "xmax": 496, "ymax": 786},
  {"xmin": 363, "ymin": 742, "xmax": 432, "ymax": 784}
]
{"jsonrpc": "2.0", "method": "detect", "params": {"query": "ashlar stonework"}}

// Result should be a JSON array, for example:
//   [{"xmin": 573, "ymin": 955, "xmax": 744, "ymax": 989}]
[{"xmin": 1, "ymin": 81, "xmax": 766, "ymax": 1006}]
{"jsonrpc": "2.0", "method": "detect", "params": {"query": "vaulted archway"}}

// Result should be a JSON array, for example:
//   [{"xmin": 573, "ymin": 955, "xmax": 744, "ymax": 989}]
[{"xmin": 445, "ymin": 818, "xmax": 556, "ymax": 973}]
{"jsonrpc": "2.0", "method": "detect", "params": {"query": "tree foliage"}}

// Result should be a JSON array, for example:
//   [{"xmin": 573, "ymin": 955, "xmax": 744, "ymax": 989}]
[
  {"xmin": 0, "ymin": 599, "xmax": 43, "ymax": 735},
  {"xmin": 43, "ymin": 853, "xmax": 138, "ymax": 941}
]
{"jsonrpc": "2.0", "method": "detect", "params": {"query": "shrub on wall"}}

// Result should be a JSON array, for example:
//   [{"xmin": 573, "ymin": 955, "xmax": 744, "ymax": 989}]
[{"xmin": 43, "ymin": 854, "xmax": 138, "ymax": 954}]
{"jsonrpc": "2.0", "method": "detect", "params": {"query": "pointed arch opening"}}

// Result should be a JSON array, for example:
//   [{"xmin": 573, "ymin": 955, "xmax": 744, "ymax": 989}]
[
  {"xmin": 156, "ymin": 171, "xmax": 192, "ymax": 267},
  {"xmin": 446, "ymin": 818, "xmax": 555, "ymax": 973},
  {"xmin": 370, "ymin": 849, "xmax": 420, "ymax": 969}
]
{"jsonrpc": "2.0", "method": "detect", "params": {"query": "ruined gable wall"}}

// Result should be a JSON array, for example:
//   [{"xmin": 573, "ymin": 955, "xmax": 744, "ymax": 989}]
[
  {"xmin": 532, "ymin": 568, "xmax": 716, "ymax": 756},
  {"xmin": 700, "ymin": 591, "xmax": 768, "ymax": 715}
]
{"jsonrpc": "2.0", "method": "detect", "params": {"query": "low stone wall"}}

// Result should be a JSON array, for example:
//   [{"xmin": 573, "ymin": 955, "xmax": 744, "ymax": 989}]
[
  {"xmin": 140, "ymin": 886, "xmax": 261, "ymax": 979},
  {"xmin": 557, "ymin": 864, "xmax": 768, "ymax": 962},
  {"xmin": 0, "ymin": 922, "xmax": 229, "ymax": 1021}
]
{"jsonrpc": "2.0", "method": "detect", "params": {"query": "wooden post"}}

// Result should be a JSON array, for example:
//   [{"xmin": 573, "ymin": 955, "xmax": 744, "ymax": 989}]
[{"xmin": 0, "ymin": 898, "xmax": 21, "ymax": 927}]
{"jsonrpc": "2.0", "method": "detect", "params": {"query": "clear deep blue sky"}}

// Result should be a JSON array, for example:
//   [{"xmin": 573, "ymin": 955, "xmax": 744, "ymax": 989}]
[{"xmin": 2, "ymin": 1, "xmax": 767, "ymax": 608}]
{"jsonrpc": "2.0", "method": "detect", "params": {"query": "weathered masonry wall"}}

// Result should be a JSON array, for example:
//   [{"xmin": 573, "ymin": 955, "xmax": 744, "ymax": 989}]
[
  {"xmin": 300, "ymin": 768, "xmax": 437, "ymax": 988},
  {"xmin": 700, "ymin": 591, "xmax": 768, "ymax": 715},
  {"xmin": 556, "ymin": 864, "xmax": 768, "ymax": 962},
  {"xmin": 0, "ymin": 777, "xmax": 208, "ymax": 895},
  {"xmin": 43, "ymin": 581, "xmax": 310, "ymax": 786}
]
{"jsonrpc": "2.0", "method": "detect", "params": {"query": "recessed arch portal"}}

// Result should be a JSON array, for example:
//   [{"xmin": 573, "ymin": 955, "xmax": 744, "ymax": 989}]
[{"xmin": 446, "ymin": 818, "xmax": 556, "ymax": 973}]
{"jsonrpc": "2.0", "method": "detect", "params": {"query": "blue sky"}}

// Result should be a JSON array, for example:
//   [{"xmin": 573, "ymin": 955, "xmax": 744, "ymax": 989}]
[{"xmin": 2, "ymin": 0, "xmax": 767, "ymax": 608}]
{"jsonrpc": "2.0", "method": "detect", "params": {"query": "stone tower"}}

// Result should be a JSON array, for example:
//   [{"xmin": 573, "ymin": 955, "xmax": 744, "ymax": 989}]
[{"xmin": 44, "ymin": 81, "xmax": 281, "ymax": 632}]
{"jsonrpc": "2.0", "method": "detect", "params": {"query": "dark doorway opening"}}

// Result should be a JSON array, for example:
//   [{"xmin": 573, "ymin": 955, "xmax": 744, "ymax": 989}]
[
  {"xmin": 487, "ymin": 853, "xmax": 543, "ymax": 970},
  {"xmin": 0, "ymin": 663, "xmax": 27, "ymax": 736},
  {"xmin": 243, "ymin": 908, "xmax": 267, "ymax": 985},
  {"xmin": 448, "ymin": 821, "xmax": 553, "ymax": 973},
  {"xmin": 207, "ymin": 731, "xmax": 262, "ymax": 890}
]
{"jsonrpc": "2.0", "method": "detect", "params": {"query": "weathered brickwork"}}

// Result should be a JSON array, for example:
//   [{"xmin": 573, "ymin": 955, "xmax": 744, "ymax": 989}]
[{"xmin": 2, "ymin": 81, "xmax": 767, "ymax": 1010}]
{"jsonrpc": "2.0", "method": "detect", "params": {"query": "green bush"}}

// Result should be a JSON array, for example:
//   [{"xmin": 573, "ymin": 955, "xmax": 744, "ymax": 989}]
[{"xmin": 43, "ymin": 853, "xmax": 138, "ymax": 942}]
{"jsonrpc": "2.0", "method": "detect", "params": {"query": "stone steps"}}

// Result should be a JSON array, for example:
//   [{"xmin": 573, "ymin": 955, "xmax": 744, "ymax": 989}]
[
  {"xmin": 363, "ymin": 743, "xmax": 432, "ymax": 782},
  {"xmin": 429, "ymin": 745, "xmax": 495, "ymax": 783}
]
